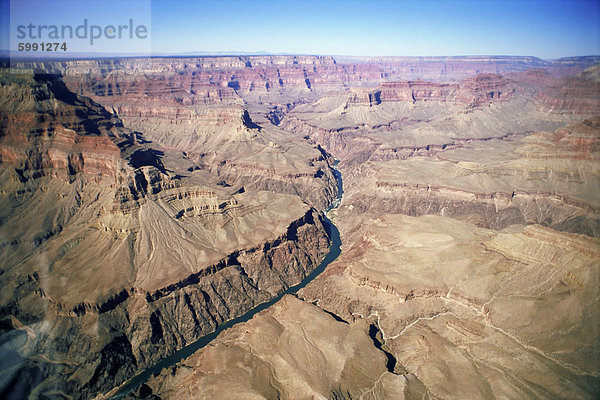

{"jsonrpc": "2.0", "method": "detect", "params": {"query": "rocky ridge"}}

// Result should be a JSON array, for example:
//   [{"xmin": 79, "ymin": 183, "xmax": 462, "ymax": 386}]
[
  {"xmin": 1, "ymin": 55, "xmax": 599, "ymax": 399},
  {"xmin": 0, "ymin": 68, "xmax": 335, "ymax": 399},
  {"xmin": 130, "ymin": 59, "xmax": 599, "ymax": 400}
]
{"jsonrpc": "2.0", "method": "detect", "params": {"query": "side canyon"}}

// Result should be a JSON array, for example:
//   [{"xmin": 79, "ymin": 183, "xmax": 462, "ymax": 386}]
[{"xmin": 0, "ymin": 55, "xmax": 599, "ymax": 399}]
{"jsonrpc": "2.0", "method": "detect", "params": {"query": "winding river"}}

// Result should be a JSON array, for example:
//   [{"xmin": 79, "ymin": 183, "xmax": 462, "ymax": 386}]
[{"xmin": 109, "ymin": 160, "xmax": 343, "ymax": 399}]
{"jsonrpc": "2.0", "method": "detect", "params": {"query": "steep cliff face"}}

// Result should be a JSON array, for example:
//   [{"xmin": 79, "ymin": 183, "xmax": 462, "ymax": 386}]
[
  {"xmin": 537, "ymin": 64, "xmax": 600, "ymax": 114},
  {"xmin": 0, "ymin": 70, "xmax": 334, "ymax": 399},
  {"xmin": 129, "ymin": 56, "xmax": 599, "ymax": 400},
  {"xmin": 49, "ymin": 57, "xmax": 341, "ymax": 211},
  {"xmin": 20, "ymin": 56, "xmax": 600, "ymax": 100},
  {"xmin": 0, "ymin": 72, "xmax": 129, "ymax": 180},
  {"xmin": 344, "ymin": 74, "xmax": 515, "ymax": 109},
  {"xmin": 2, "ymin": 55, "xmax": 599, "ymax": 399}
]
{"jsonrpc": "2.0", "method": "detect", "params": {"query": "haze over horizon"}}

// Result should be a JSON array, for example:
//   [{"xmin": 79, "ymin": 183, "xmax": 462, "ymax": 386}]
[
  {"xmin": 2, "ymin": 1, "xmax": 600, "ymax": 399},
  {"xmin": 1, "ymin": 0, "xmax": 599, "ymax": 59},
  {"xmin": 150, "ymin": 0, "xmax": 600, "ymax": 59}
]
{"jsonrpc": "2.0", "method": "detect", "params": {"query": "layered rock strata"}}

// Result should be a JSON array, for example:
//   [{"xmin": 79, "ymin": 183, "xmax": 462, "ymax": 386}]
[
  {"xmin": 2, "ymin": 55, "xmax": 599, "ymax": 400},
  {"xmin": 0, "ymin": 70, "xmax": 334, "ymax": 399},
  {"xmin": 130, "ymin": 60, "xmax": 599, "ymax": 400}
]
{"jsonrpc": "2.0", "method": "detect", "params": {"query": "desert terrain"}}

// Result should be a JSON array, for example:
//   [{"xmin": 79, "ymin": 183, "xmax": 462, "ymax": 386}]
[{"xmin": 0, "ymin": 55, "xmax": 599, "ymax": 399}]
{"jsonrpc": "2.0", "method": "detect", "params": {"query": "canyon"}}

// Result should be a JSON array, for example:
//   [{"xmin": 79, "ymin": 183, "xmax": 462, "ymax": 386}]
[{"xmin": 0, "ymin": 55, "xmax": 599, "ymax": 399}]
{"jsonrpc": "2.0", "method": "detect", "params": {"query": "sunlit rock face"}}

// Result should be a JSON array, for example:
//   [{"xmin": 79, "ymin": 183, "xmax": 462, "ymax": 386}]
[
  {"xmin": 142, "ymin": 59, "xmax": 598, "ymax": 400},
  {"xmin": 1, "ymin": 55, "xmax": 599, "ymax": 399},
  {"xmin": 536, "ymin": 64, "xmax": 600, "ymax": 115},
  {"xmin": 0, "ymin": 68, "xmax": 333, "ymax": 399}
]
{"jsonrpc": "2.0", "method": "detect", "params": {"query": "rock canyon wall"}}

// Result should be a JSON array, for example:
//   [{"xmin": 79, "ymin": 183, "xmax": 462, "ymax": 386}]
[{"xmin": 1, "ymin": 55, "xmax": 599, "ymax": 399}]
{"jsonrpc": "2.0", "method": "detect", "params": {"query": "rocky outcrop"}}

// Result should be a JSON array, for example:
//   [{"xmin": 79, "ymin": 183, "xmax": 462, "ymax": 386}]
[
  {"xmin": 345, "ymin": 74, "xmax": 515, "ymax": 109},
  {"xmin": 0, "ymin": 72, "xmax": 130, "ymax": 181},
  {"xmin": 295, "ymin": 214, "xmax": 600, "ymax": 399},
  {"xmin": 2, "ymin": 54, "xmax": 599, "ymax": 400},
  {"xmin": 537, "ymin": 63, "xmax": 600, "ymax": 115},
  {"xmin": 1, "ymin": 206, "xmax": 331, "ymax": 398},
  {"xmin": 139, "ymin": 295, "xmax": 429, "ymax": 400},
  {"xmin": 0, "ymin": 69, "xmax": 336, "ymax": 399}
]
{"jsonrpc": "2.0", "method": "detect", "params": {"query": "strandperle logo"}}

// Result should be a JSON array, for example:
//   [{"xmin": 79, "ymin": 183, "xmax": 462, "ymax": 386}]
[
  {"xmin": 10, "ymin": 0, "xmax": 151, "ymax": 68},
  {"xmin": 15, "ymin": 19, "xmax": 148, "ymax": 45}
]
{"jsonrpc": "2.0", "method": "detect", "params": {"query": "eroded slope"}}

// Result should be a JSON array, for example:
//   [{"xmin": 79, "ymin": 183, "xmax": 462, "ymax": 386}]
[
  {"xmin": 138, "ymin": 61, "xmax": 600, "ymax": 400},
  {"xmin": 0, "ymin": 70, "xmax": 335, "ymax": 399}
]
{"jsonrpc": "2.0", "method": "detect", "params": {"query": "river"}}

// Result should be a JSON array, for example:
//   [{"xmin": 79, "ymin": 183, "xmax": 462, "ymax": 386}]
[{"xmin": 108, "ymin": 160, "xmax": 343, "ymax": 399}]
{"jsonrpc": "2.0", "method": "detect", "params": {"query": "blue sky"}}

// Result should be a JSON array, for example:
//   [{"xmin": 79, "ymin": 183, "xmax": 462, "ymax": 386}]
[{"xmin": 2, "ymin": 0, "xmax": 599, "ymax": 58}]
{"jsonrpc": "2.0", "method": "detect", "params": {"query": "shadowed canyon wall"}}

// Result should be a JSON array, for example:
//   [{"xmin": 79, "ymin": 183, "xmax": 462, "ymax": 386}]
[{"xmin": 1, "ymin": 55, "xmax": 599, "ymax": 399}]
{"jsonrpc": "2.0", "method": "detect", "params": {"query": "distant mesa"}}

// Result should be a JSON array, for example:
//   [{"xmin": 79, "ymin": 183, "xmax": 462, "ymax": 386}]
[{"xmin": 1, "ymin": 54, "xmax": 599, "ymax": 400}]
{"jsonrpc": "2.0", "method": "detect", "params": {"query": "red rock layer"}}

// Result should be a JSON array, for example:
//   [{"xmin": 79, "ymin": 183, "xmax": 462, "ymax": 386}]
[
  {"xmin": 345, "ymin": 74, "xmax": 515, "ymax": 107},
  {"xmin": 537, "ymin": 66, "xmax": 600, "ymax": 115},
  {"xmin": 0, "ymin": 73, "xmax": 130, "ymax": 180}
]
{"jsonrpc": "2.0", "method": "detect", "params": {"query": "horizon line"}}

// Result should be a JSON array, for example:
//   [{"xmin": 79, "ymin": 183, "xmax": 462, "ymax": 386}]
[{"xmin": 2, "ymin": 51, "xmax": 600, "ymax": 62}]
